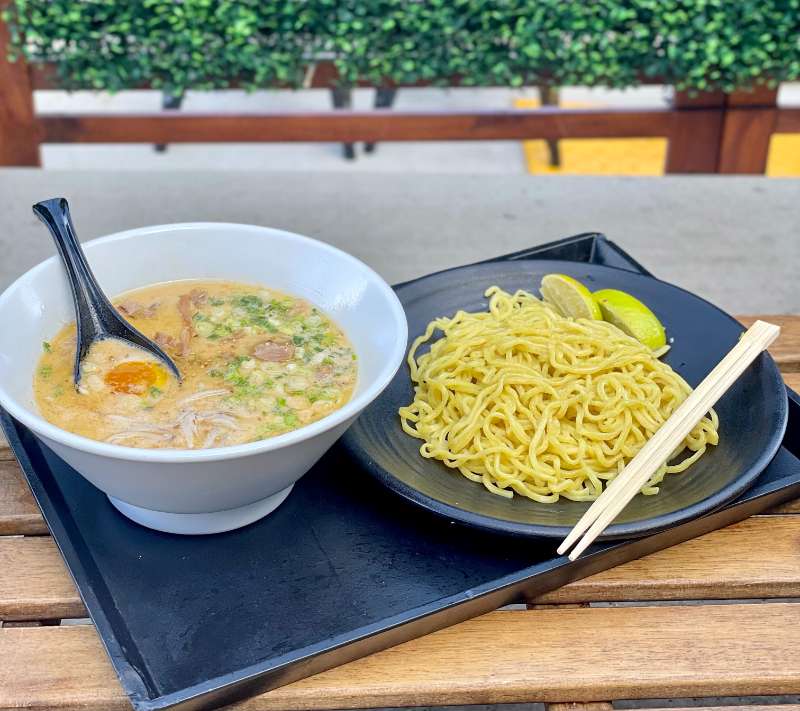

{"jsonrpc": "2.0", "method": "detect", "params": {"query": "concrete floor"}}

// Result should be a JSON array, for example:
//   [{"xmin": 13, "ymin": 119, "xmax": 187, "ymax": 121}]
[{"xmin": 1, "ymin": 171, "xmax": 797, "ymax": 314}]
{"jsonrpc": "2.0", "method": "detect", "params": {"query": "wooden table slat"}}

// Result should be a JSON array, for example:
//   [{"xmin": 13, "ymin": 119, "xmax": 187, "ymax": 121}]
[
  {"xmin": 546, "ymin": 704, "xmax": 614, "ymax": 711},
  {"xmin": 3, "ymin": 515, "xmax": 800, "ymax": 621},
  {"xmin": 0, "ymin": 459, "xmax": 48, "ymax": 536},
  {"xmin": 738, "ymin": 315, "xmax": 800, "ymax": 371},
  {"xmin": 532, "ymin": 514, "xmax": 800, "ymax": 604},
  {"xmin": 3, "ymin": 604, "xmax": 800, "ymax": 710},
  {"xmin": 0, "ymin": 537, "xmax": 84, "ymax": 621}
]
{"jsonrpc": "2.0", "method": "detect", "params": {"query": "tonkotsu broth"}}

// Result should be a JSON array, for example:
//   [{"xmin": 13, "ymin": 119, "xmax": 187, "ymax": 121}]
[{"xmin": 34, "ymin": 280, "xmax": 358, "ymax": 449}]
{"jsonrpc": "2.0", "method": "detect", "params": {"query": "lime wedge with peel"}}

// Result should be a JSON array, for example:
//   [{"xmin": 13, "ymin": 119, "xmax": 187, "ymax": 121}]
[
  {"xmin": 592, "ymin": 289, "xmax": 667, "ymax": 351},
  {"xmin": 540, "ymin": 274, "xmax": 602, "ymax": 320}
]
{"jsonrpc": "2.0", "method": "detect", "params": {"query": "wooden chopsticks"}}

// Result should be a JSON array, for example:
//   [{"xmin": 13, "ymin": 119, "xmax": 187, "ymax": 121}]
[{"xmin": 557, "ymin": 319, "xmax": 781, "ymax": 561}]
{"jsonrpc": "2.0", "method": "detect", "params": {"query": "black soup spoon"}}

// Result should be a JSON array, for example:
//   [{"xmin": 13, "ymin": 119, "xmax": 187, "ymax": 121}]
[{"xmin": 32, "ymin": 197, "xmax": 181, "ymax": 386}]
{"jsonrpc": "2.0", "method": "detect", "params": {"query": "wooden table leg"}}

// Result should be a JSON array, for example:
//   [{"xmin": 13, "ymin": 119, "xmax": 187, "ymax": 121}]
[
  {"xmin": 540, "ymin": 84, "xmax": 562, "ymax": 167},
  {"xmin": 331, "ymin": 86, "xmax": 356, "ymax": 160},
  {"xmin": 364, "ymin": 87, "xmax": 397, "ymax": 154},
  {"xmin": 154, "ymin": 93, "xmax": 184, "ymax": 152}
]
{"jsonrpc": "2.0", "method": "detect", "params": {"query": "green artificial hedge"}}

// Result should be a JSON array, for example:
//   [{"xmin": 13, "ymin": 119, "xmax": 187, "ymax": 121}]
[{"xmin": 4, "ymin": 0, "xmax": 800, "ymax": 95}]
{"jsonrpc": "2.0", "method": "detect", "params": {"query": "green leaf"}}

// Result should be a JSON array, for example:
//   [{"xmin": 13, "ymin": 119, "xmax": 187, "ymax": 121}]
[{"xmin": 2, "ymin": 0, "xmax": 798, "ymax": 93}]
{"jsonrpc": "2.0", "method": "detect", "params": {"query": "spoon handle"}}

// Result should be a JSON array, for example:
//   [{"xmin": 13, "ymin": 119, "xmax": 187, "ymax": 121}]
[
  {"xmin": 33, "ymin": 197, "xmax": 181, "ymax": 385},
  {"xmin": 33, "ymin": 198, "xmax": 116, "ymax": 378}
]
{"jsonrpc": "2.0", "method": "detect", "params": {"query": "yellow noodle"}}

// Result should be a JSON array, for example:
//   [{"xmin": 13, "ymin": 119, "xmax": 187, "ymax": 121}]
[{"xmin": 398, "ymin": 287, "xmax": 719, "ymax": 503}]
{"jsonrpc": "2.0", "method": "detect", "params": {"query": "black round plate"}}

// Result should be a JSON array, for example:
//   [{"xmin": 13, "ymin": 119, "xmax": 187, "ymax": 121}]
[{"xmin": 342, "ymin": 259, "xmax": 788, "ymax": 539}]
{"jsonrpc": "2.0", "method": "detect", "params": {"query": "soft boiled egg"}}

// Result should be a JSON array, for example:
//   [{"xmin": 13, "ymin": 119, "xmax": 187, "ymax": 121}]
[{"xmin": 104, "ymin": 361, "xmax": 169, "ymax": 395}]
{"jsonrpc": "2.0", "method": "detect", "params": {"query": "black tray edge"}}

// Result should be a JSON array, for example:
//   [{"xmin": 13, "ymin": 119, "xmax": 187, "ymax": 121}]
[
  {"xmin": 391, "ymin": 231, "xmax": 651, "ymax": 293},
  {"xmin": 487, "ymin": 231, "xmax": 654, "ymax": 276}
]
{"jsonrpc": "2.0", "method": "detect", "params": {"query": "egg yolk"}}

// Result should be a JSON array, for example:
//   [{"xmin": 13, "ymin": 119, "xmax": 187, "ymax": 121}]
[{"xmin": 104, "ymin": 361, "xmax": 168, "ymax": 395}]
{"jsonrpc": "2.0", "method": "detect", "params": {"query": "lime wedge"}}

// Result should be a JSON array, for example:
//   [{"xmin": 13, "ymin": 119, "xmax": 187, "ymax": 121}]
[
  {"xmin": 540, "ymin": 274, "xmax": 602, "ymax": 320},
  {"xmin": 592, "ymin": 289, "xmax": 667, "ymax": 350}
]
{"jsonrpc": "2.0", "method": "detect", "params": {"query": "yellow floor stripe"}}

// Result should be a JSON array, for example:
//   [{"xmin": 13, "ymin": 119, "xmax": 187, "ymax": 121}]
[
  {"xmin": 767, "ymin": 134, "xmax": 800, "ymax": 176},
  {"xmin": 515, "ymin": 98, "xmax": 800, "ymax": 177}
]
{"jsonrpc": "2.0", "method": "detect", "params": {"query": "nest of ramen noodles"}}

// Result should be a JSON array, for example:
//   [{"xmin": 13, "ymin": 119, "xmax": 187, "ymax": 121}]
[{"xmin": 398, "ymin": 286, "xmax": 719, "ymax": 503}]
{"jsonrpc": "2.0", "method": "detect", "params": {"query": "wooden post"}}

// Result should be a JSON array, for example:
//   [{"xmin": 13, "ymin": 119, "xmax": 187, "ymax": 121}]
[
  {"xmin": 540, "ymin": 84, "xmax": 561, "ymax": 167},
  {"xmin": 0, "ymin": 19, "xmax": 40, "ymax": 165},
  {"xmin": 665, "ymin": 90, "xmax": 725, "ymax": 173},
  {"xmin": 718, "ymin": 86, "xmax": 778, "ymax": 174}
]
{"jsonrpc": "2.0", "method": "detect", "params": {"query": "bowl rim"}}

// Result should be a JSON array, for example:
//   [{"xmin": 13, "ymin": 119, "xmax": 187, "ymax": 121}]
[{"xmin": 0, "ymin": 221, "xmax": 408, "ymax": 463}]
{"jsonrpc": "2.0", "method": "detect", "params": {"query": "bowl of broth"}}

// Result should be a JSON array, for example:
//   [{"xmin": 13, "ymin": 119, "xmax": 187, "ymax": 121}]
[{"xmin": 0, "ymin": 223, "xmax": 407, "ymax": 534}]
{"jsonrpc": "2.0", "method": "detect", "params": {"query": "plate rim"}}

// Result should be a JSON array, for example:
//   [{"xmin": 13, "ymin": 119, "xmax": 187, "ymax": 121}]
[{"xmin": 343, "ymin": 258, "xmax": 789, "ymax": 540}]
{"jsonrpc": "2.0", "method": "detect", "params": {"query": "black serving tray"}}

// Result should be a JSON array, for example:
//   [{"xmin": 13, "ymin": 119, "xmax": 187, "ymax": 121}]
[{"xmin": 5, "ymin": 233, "xmax": 800, "ymax": 711}]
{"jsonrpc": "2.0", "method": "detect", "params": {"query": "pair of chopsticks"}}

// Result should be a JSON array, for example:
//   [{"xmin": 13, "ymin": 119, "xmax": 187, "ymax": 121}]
[{"xmin": 557, "ymin": 319, "xmax": 781, "ymax": 561}]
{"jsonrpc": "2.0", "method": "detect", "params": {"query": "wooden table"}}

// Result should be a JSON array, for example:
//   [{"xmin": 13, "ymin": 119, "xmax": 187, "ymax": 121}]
[{"xmin": 2, "ymin": 314, "xmax": 800, "ymax": 711}]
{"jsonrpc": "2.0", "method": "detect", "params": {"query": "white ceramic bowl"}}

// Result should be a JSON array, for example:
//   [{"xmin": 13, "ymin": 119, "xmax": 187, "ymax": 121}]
[{"xmin": 0, "ymin": 223, "xmax": 407, "ymax": 534}]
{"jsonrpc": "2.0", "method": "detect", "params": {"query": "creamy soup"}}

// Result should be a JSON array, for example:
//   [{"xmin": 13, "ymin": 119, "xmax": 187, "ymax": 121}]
[{"xmin": 34, "ymin": 280, "xmax": 358, "ymax": 449}]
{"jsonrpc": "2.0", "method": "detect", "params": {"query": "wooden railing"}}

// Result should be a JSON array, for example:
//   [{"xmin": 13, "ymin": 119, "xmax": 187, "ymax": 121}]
[{"xmin": 2, "ymin": 22, "xmax": 799, "ymax": 171}]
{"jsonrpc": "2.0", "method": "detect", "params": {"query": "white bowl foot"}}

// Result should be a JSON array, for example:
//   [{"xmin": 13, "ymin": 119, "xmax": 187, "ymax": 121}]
[{"xmin": 107, "ymin": 485, "xmax": 294, "ymax": 535}]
